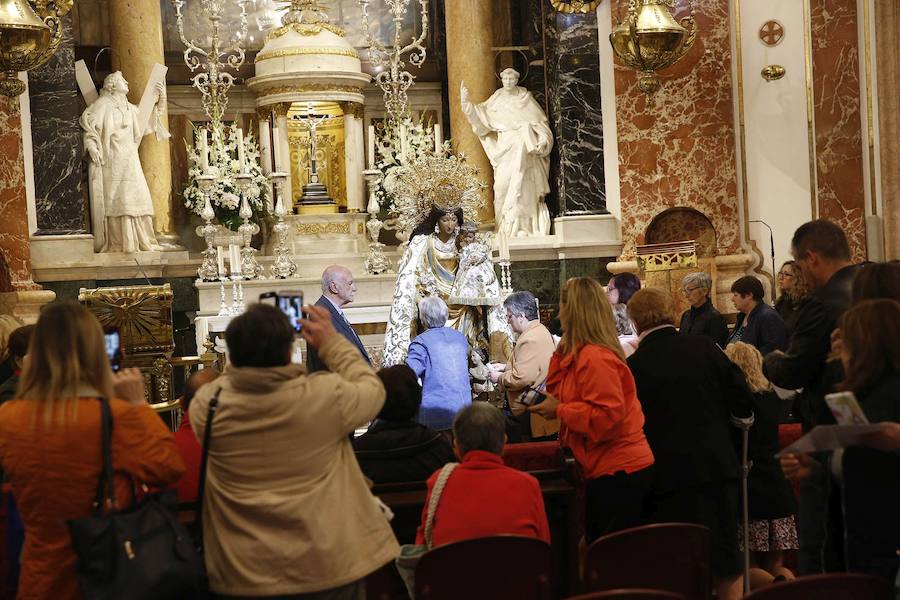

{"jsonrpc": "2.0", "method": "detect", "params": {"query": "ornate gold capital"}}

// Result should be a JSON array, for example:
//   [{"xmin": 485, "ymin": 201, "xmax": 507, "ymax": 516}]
[
  {"xmin": 339, "ymin": 101, "xmax": 364, "ymax": 118},
  {"xmin": 256, "ymin": 106, "xmax": 274, "ymax": 121},
  {"xmin": 272, "ymin": 102, "xmax": 292, "ymax": 118}
]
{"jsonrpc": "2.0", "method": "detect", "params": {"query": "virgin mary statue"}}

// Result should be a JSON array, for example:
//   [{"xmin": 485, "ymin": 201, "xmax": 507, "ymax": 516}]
[{"xmin": 381, "ymin": 155, "xmax": 510, "ymax": 366}]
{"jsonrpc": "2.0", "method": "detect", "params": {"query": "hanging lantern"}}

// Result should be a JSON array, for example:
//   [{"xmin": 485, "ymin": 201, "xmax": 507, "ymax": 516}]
[
  {"xmin": 610, "ymin": 0, "xmax": 697, "ymax": 95},
  {"xmin": 0, "ymin": 0, "xmax": 69, "ymax": 97}
]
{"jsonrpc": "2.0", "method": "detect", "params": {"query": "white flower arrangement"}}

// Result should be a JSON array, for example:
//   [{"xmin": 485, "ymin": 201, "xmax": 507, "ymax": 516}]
[
  {"xmin": 373, "ymin": 116, "xmax": 451, "ymax": 213},
  {"xmin": 183, "ymin": 125, "xmax": 270, "ymax": 231}
]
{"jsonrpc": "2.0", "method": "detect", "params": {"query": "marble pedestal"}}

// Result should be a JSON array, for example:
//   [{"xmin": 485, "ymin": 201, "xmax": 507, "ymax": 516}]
[
  {"xmin": 0, "ymin": 290, "xmax": 57, "ymax": 324},
  {"xmin": 285, "ymin": 212, "xmax": 368, "ymax": 256}
]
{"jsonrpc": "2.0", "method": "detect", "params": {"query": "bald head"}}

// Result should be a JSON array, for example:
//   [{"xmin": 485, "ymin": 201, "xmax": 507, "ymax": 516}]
[
  {"xmin": 183, "ymin": 368, "xmax": 220, "ymax": 413},
  {"xmin": 321, "ymin": 265, "xmax": 357, "ymax": 307}
]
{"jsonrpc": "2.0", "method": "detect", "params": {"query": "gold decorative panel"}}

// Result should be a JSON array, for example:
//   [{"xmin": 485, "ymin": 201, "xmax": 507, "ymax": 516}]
[
  {"xmin": 636, "ymin": 240, "xmax": 699, "ymax": 273},
  {"xmin": 288, "ymin": 102, "xmax": 347, "ymax": 208}
]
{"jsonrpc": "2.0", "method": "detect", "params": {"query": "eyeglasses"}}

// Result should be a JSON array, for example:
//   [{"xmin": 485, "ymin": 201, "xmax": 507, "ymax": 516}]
[
  {"xmin": 777, "ymin": 272, "xmax": 794, "ymax": 279},
  {"xmin": 682, "ymin": 286, "xmax": 700, "ymax": 296}
]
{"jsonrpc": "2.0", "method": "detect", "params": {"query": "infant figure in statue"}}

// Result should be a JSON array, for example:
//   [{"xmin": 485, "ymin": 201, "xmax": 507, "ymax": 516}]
[{"xmin": 449, "ymin": 222, "xmax": 498, "ymax": 307}]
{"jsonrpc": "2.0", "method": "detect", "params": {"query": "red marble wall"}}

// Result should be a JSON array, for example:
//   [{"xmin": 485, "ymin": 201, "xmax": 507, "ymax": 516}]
[
  {"xmin": 810, "ymin": 0, "xmax": 867, "ymax": 262},
  {"xmin": 613, "ymin": 0, "xmax": 740, "ymax": 260},
  {"xmin": 0, "ymin": 96, "xmax": 36, "ymax": 289}
]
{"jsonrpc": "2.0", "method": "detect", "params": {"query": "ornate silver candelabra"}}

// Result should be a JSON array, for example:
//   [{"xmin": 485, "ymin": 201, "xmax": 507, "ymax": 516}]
[
  {"xmin": 362, "ymin": 168, "xmax": 391, "ymax": 274},
  {"xmin": 358, "ymin": 0, "xmax": 429, "ymax": 124},
  {"xmin": 235, "ymin": 175, "xmax": 263, "ymax": 278},
  {"xmin": 196, "ymin": 175, "xmax": 220, "ymax": 281},
  {"xmin": 171, "ymin": 0, "xmax": 249, "ymax": 124},
  {"xmin": 269, "ymin": 172, "xmax": 298, "ymax": 279}
]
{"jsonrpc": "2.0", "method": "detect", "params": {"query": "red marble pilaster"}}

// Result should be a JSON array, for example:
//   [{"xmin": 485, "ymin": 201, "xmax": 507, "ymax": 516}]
[
  {"xmin": 0, "ymin": 95, "xmax": 37, "ymax": 290},
  {"xmin": 810, "ymin": 0, "xmax": 867, "ymax": 262},
  {"xmin": 613, "ymin": 0, "xmax": 740, "ymax": 260}
]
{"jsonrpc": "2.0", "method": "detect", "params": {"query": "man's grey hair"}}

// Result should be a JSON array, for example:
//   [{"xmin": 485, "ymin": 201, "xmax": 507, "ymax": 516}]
[
  {"xmin": 321, "ymin": 264, "xmax": 349, "ymax": 293},
  {"xmin": 503, "ymin": 291, "xmax": 539, "ymax": 322},
  {"xmin": 418, "ymin": 296, "xmax": 448, "ymax": 329},
  {"xmin": 499, "ymin": 67, "xmax": 520, "ymax": 81},
  {"xmin": 682, "ymin": 272, "xmax": 712, "ymax": 296},
  {"xmin": 453, "ymin": 403, "xmax": 506, "ymax": 456}
]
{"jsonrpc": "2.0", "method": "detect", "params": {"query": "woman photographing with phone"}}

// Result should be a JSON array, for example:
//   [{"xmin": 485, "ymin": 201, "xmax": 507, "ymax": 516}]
[
  {"xmin": 0, "ymin": 301, "xmax": 184, "ymax": 599},
  {"xmin": 530, "ymin": 277, "xmax": 654, "ymax": 541}
]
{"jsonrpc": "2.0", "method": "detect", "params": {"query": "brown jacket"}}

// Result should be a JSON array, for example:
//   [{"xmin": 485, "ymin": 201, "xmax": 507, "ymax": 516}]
[
  {"xmin": 190, "ymin": 335, "xmax": 399, "ymax": 596},
  {"xmin": 0, "ymin": 397, "xmax": 184, "ymax": 600},
  {"xmin": 501, "ymin": 321, "xmax": 560, "ymax": 437}
]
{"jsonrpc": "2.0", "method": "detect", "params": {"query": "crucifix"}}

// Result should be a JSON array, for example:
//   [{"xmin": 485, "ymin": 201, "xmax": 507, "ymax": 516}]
[{"xmin": 291, "ymin": 102, "xmax": 335, "ymax": 209}]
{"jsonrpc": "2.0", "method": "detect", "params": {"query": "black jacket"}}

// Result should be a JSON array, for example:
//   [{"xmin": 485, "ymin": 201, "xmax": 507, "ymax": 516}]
[
  {"xmin": 353, "ymin": 420, "xmax": 455, "ymax": 484},
  {"xmin": 679, "ymin": 299, "xmax": 729, "ymax": 348},
  {"xmin": 763, "ymin": 264, "xmax": 859, "ymax": 430},
  {"xmin": 774, "ymin": 294, "xmax": 806, "ymax": 336},
  {"xmin": 306, "ymin": 295, "xmax": 371, "ymax": 373},
  {"xmin": 727, "ymin": 302, "xmax": 789, "ymax": 355},
  {"xmin": 627, "ymin": 327, "xmax": 754, "ymax": 494},
  {"xmin": 739, "ymin": 390, "xmax": 796, "ymax": 520},
  {"xmin": 841, "ymin": 373, "xmax": 900, "ymax": 581},
  {"xmin": 0, "ymin": 373, "xmax": 18, "ymax": 405}
]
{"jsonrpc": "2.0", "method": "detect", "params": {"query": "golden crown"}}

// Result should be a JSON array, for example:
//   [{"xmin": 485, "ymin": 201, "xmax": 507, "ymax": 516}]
[{"xmin": 390, "ymin": 153, "xmax": 486, "ymax": 234}]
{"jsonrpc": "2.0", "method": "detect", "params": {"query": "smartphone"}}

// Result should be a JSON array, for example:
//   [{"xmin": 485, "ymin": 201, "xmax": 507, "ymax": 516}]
[
  {"xmin": 259, "ymin": 291, "xmax": 304, "ymax": 333},
  {"xmin": 104, "ymin": 327, "xmax": 124, "ymax": 372}
]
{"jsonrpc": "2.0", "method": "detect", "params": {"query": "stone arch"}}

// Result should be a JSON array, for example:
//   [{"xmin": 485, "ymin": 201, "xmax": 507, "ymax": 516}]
[{"xmin": 645, "ymin": 207, "xmax": 718, "ymax": 258}]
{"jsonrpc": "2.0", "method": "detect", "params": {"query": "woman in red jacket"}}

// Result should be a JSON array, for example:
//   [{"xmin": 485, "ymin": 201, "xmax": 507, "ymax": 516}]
[{"xmin": 531, "ymin": 277, "xmax": 654, "ymax": 541}]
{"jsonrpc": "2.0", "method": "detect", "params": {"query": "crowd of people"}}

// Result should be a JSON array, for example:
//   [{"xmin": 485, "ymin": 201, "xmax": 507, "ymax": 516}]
[{"xmin": 0, "ymin": 218, "xmax": 896, "ymax": 599}]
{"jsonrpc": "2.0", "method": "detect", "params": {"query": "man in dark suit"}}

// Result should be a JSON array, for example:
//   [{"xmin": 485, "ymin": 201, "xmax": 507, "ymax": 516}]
[
  {"xmin": 627, "ymin": 288, "xmax": 754, "ymax": 600},
  {"xmin": 726, "ymin": 275, "xmax": 789, "ymax": 354},
  {"xmin": 763, "ymin": 219, "xmax": 859, "ymax": 575},
  {"xmin": 306, "ymin": 265, "xmax": 371, "ymax": 373}
]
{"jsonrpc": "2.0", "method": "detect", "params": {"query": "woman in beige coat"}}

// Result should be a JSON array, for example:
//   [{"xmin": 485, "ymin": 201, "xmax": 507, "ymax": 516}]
[{"xmin": 191, "ymin": 303, "xmax": 399, "ymax": 599}]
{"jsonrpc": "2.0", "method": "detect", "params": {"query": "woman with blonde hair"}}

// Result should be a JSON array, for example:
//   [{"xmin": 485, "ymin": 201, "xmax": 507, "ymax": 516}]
[
  {"xmin": 0, "ymin": 301, "xmax": 184, "ymax": 600},
  {"xmin": 724, "ymin": 342, "xmax": 797, "ymax": 589},
  {"xmin": 773, "ymin": 260, "xmax": 809, "ymax": 336},
  {"xmin": 531, "ymin": 277, "xmax": 654, "ymax": 541}
]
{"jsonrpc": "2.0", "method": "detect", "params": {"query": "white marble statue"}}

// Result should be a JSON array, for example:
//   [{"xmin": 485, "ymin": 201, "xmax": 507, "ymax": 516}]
[
  {"xmin": 80, "ymin": 71, "xmax": 168, "ymax": 253},
  {"xmin": 460, "ymin": 68, "xmax": 553, "ymax": 237}
]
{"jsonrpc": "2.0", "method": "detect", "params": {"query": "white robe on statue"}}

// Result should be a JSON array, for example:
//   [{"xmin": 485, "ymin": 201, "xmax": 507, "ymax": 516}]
[
  {"xmin": 81, "ymin": 92, "xmax": 159, "ymax": 253},
  {"xmin": 462, "ymin": 86, "xmax": 553, "ymax": 236}
]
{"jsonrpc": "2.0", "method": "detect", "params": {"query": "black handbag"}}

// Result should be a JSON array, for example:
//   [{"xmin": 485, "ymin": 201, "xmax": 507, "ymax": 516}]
[{"xmin": 67, "ymin": 397, "xmax": 206, "ymax": 600}]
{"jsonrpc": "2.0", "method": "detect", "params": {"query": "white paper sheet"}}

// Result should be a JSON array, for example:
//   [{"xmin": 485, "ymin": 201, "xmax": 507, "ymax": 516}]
[{"xmin": 776, "ymin": 424, "xmax": 884, "ymax": 456}]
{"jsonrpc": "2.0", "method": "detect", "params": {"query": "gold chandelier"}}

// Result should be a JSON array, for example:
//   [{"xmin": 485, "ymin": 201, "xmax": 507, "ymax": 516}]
[
  {"xmin": 0, "ymin": 0, "xmax": 70, "ymax": 97},
  {"xmin": 610, "ymin": 0, "xmax": 697, "ymax": 95}
]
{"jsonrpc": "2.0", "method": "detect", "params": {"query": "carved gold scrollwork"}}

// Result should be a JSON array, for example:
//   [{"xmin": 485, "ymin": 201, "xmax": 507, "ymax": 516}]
[{"xmin": 295, "ymin": 222, "xmax": 352, "ymax": 235}]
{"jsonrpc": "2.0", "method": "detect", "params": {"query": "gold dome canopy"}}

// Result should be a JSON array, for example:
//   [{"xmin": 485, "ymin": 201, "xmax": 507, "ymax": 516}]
[{"xmin": 246, "ymin": 0, "xmax": 370, "ymax": 108}]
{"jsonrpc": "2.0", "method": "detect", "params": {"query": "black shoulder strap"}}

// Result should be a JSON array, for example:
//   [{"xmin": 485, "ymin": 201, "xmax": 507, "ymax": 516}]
[
  {"xmin": 92, "ymin": 397, "xmax": 116, "ymax": 513},
  {"xmin": 194, "ymin": 386, "xmax": 220, "ymax": 551}
]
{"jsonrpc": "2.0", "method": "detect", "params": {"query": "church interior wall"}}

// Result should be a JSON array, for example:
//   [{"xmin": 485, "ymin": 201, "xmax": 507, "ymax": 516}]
[
  {"xmin": 875, "ymin": 0, "xmax": 899, "ymax": 261},
  {"xmin": 610, "ymin": 0, "xmax": 742, "ymax": 263},
  {"xmin": 733, "ymin": 0, "xmax": 816, "ymax": 279},
  {"xmin": 809, "ymin": 0, "xmax": 867, "ymax": 263}
]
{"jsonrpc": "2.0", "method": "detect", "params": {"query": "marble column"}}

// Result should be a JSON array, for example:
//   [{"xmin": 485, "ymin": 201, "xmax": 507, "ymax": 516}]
[
  {"xmin": 0, "ymin": 94, "xmax": 35, "ymax": 290},
  {"xmin": 28, "ymin": 14, "xmax": 86, "ymax": 234},
  {"xmin": 876, "ymin": 0, "xmax": 900, "ymax": 260},
  {"xmin": 109, "ymin": 0, "xmax": 178, "ymax": 248},
  {"xmin": 273, "ymin": 103, "xmax": 293, "ymax": 208},
  {"xmin": 342, "ymin": 102, "xmax": 365, "ymax": 213},
  {"xmin": 544, "ymin": 9, "xmax": 606, "ymax": 215},
  {"xmin": 444, "ymin": 0, "xmax": 495, "ymax": 224}
]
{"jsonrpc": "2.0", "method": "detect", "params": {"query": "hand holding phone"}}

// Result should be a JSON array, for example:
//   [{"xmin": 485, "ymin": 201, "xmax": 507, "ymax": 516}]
[
  {"xmin": 104, "ymin": 327, "xmax": 123, "ymax": 373},
  {"xmin": 298, "ymin": 305, "xmax": 337, "ymax": 349}
]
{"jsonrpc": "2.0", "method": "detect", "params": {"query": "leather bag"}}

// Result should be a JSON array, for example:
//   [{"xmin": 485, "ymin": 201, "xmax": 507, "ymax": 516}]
[{"xmin": 67, "ymin": 397, "xmax": 205, "ymax": 600}]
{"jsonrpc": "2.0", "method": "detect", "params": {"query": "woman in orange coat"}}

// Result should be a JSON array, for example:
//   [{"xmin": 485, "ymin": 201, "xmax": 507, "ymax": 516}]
[
  {"xmin": 531, "ymin": 277, "xmax": 654, "ymax": 542},
  {"xmin": 0, "ymin": 302, "xmax": 185, "ymax": 600}
]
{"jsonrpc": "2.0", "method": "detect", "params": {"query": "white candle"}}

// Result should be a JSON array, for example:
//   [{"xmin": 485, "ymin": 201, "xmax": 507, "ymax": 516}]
[
  {"xmin": 200, "ymin": 128, "xmax": 209, "ymax": 172},
  {"xmin": 272, "ymin": 125, "xmax": 283, "ymax": 171},
  {"xmin": 230, "ymin": 244, "xmax": 242, "ymax": 275},
  {"xmin": 216, "ymin": 246, "xmax": 225, "ymax": 277},
  {"xmin": 399, "ymin": 125, "xmax": 409, "ymax": 162},
  {"xmin": 367, "ymin": 124, "xmax": 376, "ymax": 168},
  {"xmin": 433, "ymin": 123, "xmax": 442, "ymax": 154},
  {"xmin": 236, "ymin": 128, "xmax": 246, "ymax": 172}
]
